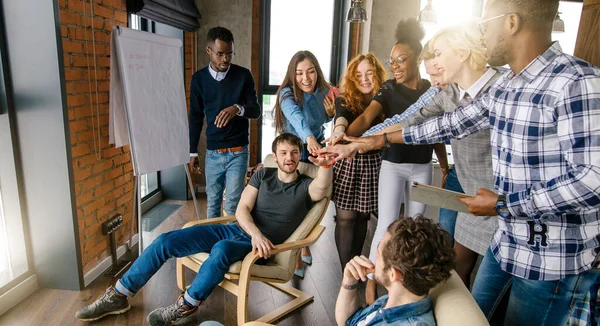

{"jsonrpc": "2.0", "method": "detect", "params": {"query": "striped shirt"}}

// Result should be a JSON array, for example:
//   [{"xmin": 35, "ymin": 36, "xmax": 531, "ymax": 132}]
[
  {"xmin": 363, "ymin": 86, "xmax": 440, "ymax": 136},
  {"xmin": 403, "ymin": 42, "xmax": 600, "ymax": 281}
]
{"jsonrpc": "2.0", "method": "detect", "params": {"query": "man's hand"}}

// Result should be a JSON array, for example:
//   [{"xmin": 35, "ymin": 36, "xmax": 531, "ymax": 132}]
[
  {"xmin": 189, "ymin": 156, "xmax": 201, "ymax": 174},
  {"xmin": 315, "ymin": 142, "xmax": 358, "ymax": 162},
  {"xmin": 343, "ymin": 255, "xmax": 375, "ymax": 285},
  {"xmin": 317, "ymin": 134, "xmax": 385, "ymax": 162},
  {"xmin": 251, "ymin": 233, "xmax": 276, "ymax": 259},
  {"xmin": 457, "ymin": 188, "xmax": 499, "ymax": 216},
  {"xmin": 308, "ymin": 155, "xmax": 335, "ymax": 167},
  {"xmin": 306, "ymin": 135, "xmax": 322, "ymax": 155},
  {"xmin": 215, "ymin": 105, "xmax": 239, "ymax": 128}
]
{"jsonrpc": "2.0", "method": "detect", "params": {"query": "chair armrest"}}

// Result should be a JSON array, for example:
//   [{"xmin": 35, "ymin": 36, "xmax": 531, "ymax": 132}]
[
  {"xmin": 238, "ymin": 224, "xmax": 326, "ymax": 271},
  {"xmin": 182, "ymin": 216, "xmax": 237, "ymax": 229},
  {"xmin": 270, "ymin": 224, "xmax": 325, "ymax": 255}
]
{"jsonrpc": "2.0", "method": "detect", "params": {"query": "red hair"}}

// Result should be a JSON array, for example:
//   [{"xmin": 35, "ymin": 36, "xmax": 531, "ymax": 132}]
[{"xmin": 339, "ymin": 53, "xmax": 387, "ymax": 117}]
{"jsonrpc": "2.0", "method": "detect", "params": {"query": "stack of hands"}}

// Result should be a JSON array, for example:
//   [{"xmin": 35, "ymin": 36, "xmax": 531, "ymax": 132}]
[{"xmin": 317, "ymin": 133, "xmax": 386, "ymax": 162}]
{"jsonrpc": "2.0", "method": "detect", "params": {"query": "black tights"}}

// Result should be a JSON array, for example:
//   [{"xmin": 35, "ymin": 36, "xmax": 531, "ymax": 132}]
[{"xmin": 334, "ymin": 208, "xmax": 370, "ymax": 272}]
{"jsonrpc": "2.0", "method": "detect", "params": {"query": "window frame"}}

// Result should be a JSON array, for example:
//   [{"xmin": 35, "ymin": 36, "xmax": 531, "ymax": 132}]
[
  {"xmin": 257, "ymin": 0, "xmax": 345, "ymax": 161},
  {"xmin": 0, "ymin": 9, "xmax": 34, "ymax": 294}
]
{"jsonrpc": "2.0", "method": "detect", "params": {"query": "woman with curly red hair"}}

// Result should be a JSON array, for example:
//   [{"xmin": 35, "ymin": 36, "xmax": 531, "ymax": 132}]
[{"xmin": 329, "ymin": 53, "xmax": 387, "ymax": 271}]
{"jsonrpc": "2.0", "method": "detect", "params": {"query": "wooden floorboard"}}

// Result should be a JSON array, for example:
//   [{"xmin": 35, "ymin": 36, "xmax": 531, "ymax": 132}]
[{"xmin": 0, "ymin": 197, "xmax": 377, "ymax": 326}]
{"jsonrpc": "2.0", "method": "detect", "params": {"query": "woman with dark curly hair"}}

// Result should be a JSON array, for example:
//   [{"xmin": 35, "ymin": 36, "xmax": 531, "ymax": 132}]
[
  {"xmin": 335, "ymin": 216, "xmax": 455, "ymax": 326},
  {"xmin": 329, "ymin": 53, "xmax": 388, "ymax": 272},
  {"xmin": 339, "ymin": 18, "xmax": 448, "ymax": 304}
]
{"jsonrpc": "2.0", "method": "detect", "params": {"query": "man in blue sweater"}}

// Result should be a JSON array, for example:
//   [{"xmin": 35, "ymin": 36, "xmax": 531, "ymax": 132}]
[{"xmin": 189, "ymin": 26, "xmax": 261, "ymax": 218}]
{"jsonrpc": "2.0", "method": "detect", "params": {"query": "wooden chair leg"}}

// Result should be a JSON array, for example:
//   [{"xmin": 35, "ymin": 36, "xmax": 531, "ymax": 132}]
[
  {"xmin": 176, "ymin": 259, "xmax": 186, "ymax": 291},
  {"xmin": 237, "ymin": 264, "xmax": 252, "ymax": 324}
]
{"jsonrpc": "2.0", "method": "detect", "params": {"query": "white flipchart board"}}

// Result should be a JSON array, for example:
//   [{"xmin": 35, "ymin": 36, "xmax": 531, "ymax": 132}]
[
  {"xmin": 109, "ymin": 26, "xmax": 188, "ymax": 176},
  {"xmin": 109, "ymin": 26, "xmax": 200, "ymax": 254}
]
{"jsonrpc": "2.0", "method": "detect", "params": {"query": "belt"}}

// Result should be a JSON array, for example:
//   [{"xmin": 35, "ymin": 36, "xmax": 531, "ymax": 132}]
[{"xmin": 216, "ymin": 146, "xmax": 244, "ymax": 153}]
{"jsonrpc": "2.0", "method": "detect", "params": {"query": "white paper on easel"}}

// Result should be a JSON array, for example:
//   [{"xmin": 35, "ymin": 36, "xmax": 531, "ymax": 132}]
[
  {"xmin": 410, "ymin": 182, "xmax": 471, "ymax": 214},
  {"xmin": 109, "ymin": 26, "xmax": 188, "ymax": 176}
]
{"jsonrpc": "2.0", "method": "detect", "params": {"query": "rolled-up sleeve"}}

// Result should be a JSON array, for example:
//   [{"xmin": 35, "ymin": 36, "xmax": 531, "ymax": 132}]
[{"xmin": 279, "ymin": 88, "xmax": 314, "ymax": 142}]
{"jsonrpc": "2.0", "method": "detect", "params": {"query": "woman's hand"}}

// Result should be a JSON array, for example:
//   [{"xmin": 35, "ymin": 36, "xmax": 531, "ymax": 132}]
[
  {"xmin": 441, "ymin": 166, "xmax": 449, "ymax": 188},
  {"xmin": 306, "ymin": 136, "xmax": 322, "ymax": 155},
  {"xmin": 323, "ymin": 95, "xmax": 336, "ymax": 117},
  {"xmin": 324, "ymin": 129, "xmax": 346, "ymax": 146}
]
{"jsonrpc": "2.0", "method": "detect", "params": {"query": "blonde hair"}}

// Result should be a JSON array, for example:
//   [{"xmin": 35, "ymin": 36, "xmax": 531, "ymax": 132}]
[
  {"xmin": 418, "ymin": 40, "xmax": 435, "ymax": 62},
  {"xmin": 429, "ymin": 23, "xmax": 487, "ymax": 72}
]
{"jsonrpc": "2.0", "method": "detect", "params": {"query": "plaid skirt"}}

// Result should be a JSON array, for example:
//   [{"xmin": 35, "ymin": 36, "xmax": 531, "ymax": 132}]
[{"xmin": 332, "ymin": 150, "xmax": 382, "ymax": 213}]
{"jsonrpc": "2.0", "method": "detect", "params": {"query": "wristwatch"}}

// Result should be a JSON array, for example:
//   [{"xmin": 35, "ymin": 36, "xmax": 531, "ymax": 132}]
[
  {"xmin": 234, "ymin": 104, "xmax": 243, "ymax": 116},
  {"xmin": 383, "ymin": 133, "xmax": 391, "ymax": 148},
  {"xmin": 494, "ymin": 195, "xmax": 511, "ymax": 218}
]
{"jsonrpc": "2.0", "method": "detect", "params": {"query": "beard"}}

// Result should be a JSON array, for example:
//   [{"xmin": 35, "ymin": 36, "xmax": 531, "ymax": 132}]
[
  {"xmin": 374, "ymin": 271, "xmax": 391, "ymax": 288},
  {"xmin": 276, "ymin": 160, "xmax": 297, "ymax": 174},
  {"xmin": 486, "ymin": 34, "xmax": 509, "ymax": 67}
]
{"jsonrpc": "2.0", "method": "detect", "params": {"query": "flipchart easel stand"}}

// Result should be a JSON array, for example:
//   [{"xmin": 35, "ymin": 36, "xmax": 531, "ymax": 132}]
[{"xmin": 112, "ymin": 26, "xmax": 202, "ymax": 256}]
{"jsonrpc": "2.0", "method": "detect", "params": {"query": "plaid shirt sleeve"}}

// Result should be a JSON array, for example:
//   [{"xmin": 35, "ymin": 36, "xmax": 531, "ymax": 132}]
[
  {"xmin": 402, "ymin": 94, "xmax": 490, "ymax": 145},
  {"xmin": 363, "ymin": 86, "xmax": 440, "ymax": 136},
  {"xmin": 506, "ymin": 76, "xmax": 600, "ymax": 219}
]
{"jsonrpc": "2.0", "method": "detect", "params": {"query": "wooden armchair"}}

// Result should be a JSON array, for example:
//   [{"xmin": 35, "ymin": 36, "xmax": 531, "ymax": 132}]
[{"xmin": 176, "ymin": 155, "xmax": 332, "ymax": 325}]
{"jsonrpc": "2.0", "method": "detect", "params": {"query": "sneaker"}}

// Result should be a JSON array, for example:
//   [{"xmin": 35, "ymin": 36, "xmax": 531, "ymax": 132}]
[
  {"xmin": 75, "ymin": 286, "xmax": 130, "ymax": 321},
  {"xmin": 146, "ymin": 294, "xmax": 197, "ymax": 326}
]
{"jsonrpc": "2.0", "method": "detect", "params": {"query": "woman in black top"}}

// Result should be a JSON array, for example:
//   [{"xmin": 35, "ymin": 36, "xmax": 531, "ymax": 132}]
[
  {"xmin": 342, "ymin": 19, "xmax": 448, "ymax": 304},
  {"xmin": 328, "ymin": 53, "xmax": 387, "ymax": 272}
]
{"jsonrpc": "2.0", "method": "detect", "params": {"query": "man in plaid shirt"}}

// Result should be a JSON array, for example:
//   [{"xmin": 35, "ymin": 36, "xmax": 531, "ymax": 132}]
[{"xmin": 318, "ymin": 0, "xmax": 600, "ymax": 324}]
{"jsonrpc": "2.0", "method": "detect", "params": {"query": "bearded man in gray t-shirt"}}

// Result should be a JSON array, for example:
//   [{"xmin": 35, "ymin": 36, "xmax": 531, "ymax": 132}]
[{"xmin": 76, "ymin": 133, "xmax": 333, "ymax": 326}]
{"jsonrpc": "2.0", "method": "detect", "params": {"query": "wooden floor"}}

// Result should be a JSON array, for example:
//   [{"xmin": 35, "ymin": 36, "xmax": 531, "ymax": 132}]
[{"xmin": 0, "ymin": 197, "xmax": 383, "ymax": 326}]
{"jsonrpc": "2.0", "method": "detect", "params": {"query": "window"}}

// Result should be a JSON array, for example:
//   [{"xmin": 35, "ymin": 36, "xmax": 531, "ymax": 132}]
[
  {"xmin": 0, "ymin": 190, "xmax": 9, "ymax": 282},
  {"xmin": 418, "ymin": 0, "xmax": 582, "ymax": 75},
  {"xmin": 551, "ymin": 1, "xmax": 583, "ymax": 55},
  {"xmin": 418, "ymin": 0, "xmax": 484, "ymax": 78},
  {"xmin": 0, "ymin": 45, "xmax": 29, "ymax": 289},
  {"xmin": 259, "ymin": 0, "xmax": 343, "ymax": 160}
]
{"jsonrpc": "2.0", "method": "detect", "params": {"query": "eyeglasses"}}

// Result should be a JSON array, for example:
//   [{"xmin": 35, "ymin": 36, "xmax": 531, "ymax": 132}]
[
  {"xmin": 386, "ymin": 54, "xmax": 413, "ymax": 67},
  {"xmin": 476, "ymin": 13, "xmax": 513, "ymax": 34},
  {"xmin": 208, "ymin": 46, "xmax": 235, "ymax": 60}
]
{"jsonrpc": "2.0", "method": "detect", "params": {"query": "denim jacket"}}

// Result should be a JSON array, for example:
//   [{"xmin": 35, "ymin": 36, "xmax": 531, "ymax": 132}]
[
  {"xmin": 279, "ymin": 87, "xmax": 332, "ymax": 142},
  {"xmin": 346, "ymin": 295, "xmax": 436, "ymax": 326}
]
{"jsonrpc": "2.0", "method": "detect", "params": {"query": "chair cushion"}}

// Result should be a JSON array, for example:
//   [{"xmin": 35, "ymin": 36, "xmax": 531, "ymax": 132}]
[
  {"xmin": 186, "ymin": 197, "xmax": 329, "ymax": 281},
  {"xmin": 184, "ymin": 155, "xmax": 331, "ymax": 282},
  {"xmin": 187, "ymin": 252, "xmax": 291, "ymax": 281}
]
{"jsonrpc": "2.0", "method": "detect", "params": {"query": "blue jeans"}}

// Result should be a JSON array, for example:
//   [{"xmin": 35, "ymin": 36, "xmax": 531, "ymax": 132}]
[
  {"xmin": 205, "ymin": 145, "xmax": 249, "ymax": 218},
  {"xmin": 116, "ymin": 223, "xmax": 252, "ymax": 305},
  {"xmin": 472, "ymin": 248, "xmax": 600, "ymax": 326},
  {"xmin": 438, "ymin": 167, "xmax": 463, "ymax": 245},
  {"xmin": 300, "ymin": 144, "xmax": 312, "ymax": 163}
]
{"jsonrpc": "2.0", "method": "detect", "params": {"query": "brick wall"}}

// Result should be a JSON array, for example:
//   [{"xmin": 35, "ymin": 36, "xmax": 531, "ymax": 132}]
[{"xmin": 59, "ymin": 0, "xmax": 196, "ymax": 274}]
